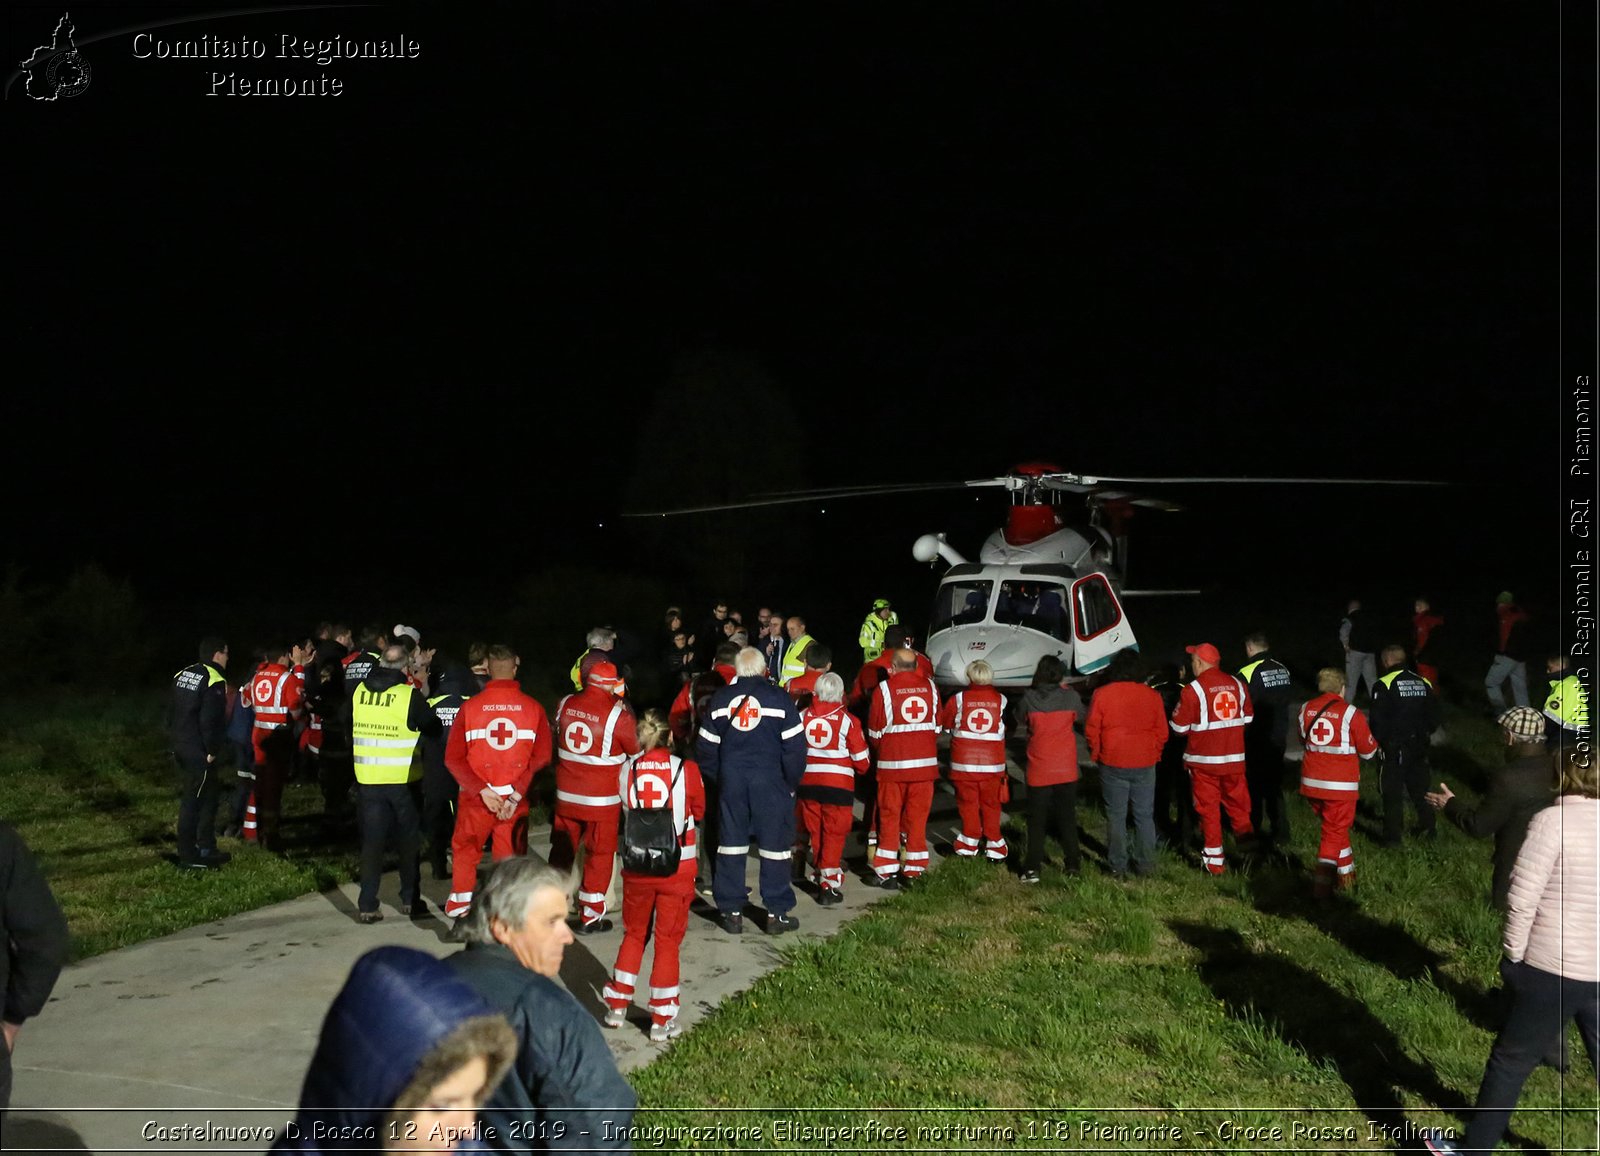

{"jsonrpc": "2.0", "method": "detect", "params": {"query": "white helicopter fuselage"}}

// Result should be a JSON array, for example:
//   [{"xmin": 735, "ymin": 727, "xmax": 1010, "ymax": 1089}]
[{"xmin": 915, "ymin": 523, "xmax": 1138, "ymax": 691}]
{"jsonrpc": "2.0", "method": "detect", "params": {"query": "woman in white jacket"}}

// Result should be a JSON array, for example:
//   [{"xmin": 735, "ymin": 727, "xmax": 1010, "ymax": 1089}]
[{"xmin": 1426, "ymin": 747, "xmax": 1598, "ymax": 1155}]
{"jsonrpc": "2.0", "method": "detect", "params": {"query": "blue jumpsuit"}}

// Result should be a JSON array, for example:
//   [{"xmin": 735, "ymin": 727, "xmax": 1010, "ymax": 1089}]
[{"xmin": 697, "ymin": 677, "xmax": 807, "ymax": 916}]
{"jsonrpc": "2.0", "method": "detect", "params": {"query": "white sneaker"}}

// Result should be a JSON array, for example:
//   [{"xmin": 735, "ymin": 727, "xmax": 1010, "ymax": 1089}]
[
  {"xmin": 603, "ymin": 1006, "xmax": 626, "ymax": 1029},
  {"xmin": 649, "ymin": 1018, "xmax": 682, "ymax": 1043}
]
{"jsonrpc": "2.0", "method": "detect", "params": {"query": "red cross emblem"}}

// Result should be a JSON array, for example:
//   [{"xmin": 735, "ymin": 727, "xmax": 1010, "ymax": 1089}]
[
  {"xmin": 1309, "ymin": 717, "xmax": 1337, "ymax": 747},
  {"xmin": 967, "ymin": 707, "xmax": 994, "ymax": 732},
  {"xmin": 563, "ymin": 719, "xmax": 594, "ymax": 753},
  {"xmin": 807, "ymin": 718, "xmax": 836, "ymax": 747},
  {"xmin": 253, "ymin": 677, "xmax": 274, "ymax": 704},
  {"xmin": 901, "ymin": 697, "xmax": 929, "ymax": 724},
  {"xmin": 486, "ymin": 717, "xmax": 519, "ymax": 751},
  {"xmin": 633, "ymin": 772, "xmax": 670, "ymax": 809},
  {"xmin": 1212, "ymin": 690, "xmax": 1239, "ymax": 720},
  {"xmin": 731, "ymin": 695, "xmax": 763, "ymax": 732}
]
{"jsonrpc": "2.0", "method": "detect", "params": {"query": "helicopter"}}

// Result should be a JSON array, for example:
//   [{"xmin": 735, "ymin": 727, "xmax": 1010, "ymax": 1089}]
[{"xmin": 628, "ymin": 461, "xmax": 1442, "ymax": 691}]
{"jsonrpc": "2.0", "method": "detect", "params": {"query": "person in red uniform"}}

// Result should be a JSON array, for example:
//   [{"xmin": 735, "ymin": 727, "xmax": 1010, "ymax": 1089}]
[
  {"xmin": 669, "ymin": 642, "xmax": 737, "ymax": 745},
  {"xmin": 602, "ymin": 709, "xmax": 704, "ymax": 1042},
  {"xmin": 1168, "ymin": 641, "xmax": 1255, "ymax": 875},
  {"xmin": 443, "ymin": 645, "xmax": 553, "ymax": 921},
  {"xmin": 940, "ymin": 659, "xmax": 1010, "ymax": 863},
  {"xmin": 797, "ymin": 672, "xmax": 870, "ymax": 903},
  {"xmin": 784, "ymin": 643, "xmax": 833, "ymax": 708},
  {"xmin": 865, "ymin": 648, "xmax": 941, "ymax": 888},
  {"xmin": 552, "ymin": 660, "xmax": 640, "ymax": 933},
  {"xmin": 1297, "ymin": 667, "xmax": 1379, "ymax": 897},
  {"xmin": 1412, "ymin": 597, "xmax": 1446, "ymax": 687},
  {"xmin": 1012, "ymin": 654, "xmax": 1087, "ymax": 882},
  {"xmin": 249, "ymin": 642, "xmax": 305, "ymax": 852},
  {"xmin": 847, "ymin": 627, "xmax": 932, "ymax": 714}
]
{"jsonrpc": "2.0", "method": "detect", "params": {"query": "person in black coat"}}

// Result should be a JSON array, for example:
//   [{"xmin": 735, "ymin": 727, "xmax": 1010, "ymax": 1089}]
[
  {"xmin": 1425, "ymin": 705, "xmax": 1555, "ymax": 909},
  {"xmin": 0, "ymin": 820, "xmax": 70, "ymax": 1113},
  {"xmin": 445, "ymin": 857, "xmax": 636, "ymax": 1151}
]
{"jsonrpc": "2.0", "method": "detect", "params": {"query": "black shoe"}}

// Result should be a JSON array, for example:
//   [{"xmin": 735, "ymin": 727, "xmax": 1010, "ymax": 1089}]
[
  {"xmin": 767, "ymin": 913, "xmax": 800, "ymax": 935},
  {"xmin": 358, "ymin": 911, "xmax": 383, "ymax": 924},
  {"xmin": 175, "ymin": 856, "xmax": 218, "ymax": 871},
  {"xmin": 815, "ymin": 888, "xmax": 843, "ymax": 906},
  {"xmin": 897, "ymin": 873, "xmax": 919, "ymax": 890},
  {"xmin": 717, "ymin": 911, "xmax": 744, "ymax": 935},
  {"xmin": 399, "ymin": 899, "xmax": 427, "ymax": 918},
  {"xmin": 862, "ymin": 872, "xmax": 900, "ymax": 890},
  {"xmin": 196, "ymin": 849, "xmax": 232, "ymax": 866},
  {"xmin": 574, "ymin": 918, "xmax": 613, "ymax": 936}
]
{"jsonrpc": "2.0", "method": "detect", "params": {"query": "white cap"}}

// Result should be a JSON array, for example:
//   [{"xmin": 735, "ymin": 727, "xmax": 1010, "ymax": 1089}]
[{"xmin": 393, "ymin": 624, "xmax": 421, "ymax": 645}]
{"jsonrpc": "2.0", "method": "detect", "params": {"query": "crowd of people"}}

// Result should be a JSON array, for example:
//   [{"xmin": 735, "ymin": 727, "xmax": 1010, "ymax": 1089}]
[{"xmin": 155, "ymin": 591, "xmax": 1592, "ymax": 1152}]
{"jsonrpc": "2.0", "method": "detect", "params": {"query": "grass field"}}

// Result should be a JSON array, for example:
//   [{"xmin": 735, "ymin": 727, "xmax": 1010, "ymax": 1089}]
[{"xmin": 2, "ymin": 689, "xmax": 1594, "ymax": 1151}]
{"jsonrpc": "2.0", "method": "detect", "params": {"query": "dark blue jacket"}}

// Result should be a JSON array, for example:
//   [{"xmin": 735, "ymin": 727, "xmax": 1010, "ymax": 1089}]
[
  {"xmin": 696, "ymin": 676, "xmax": 806, "ymax": 790},
  {"xmin": 274, "ymin": 947, "xmax": 502, "ymax": 1153}
]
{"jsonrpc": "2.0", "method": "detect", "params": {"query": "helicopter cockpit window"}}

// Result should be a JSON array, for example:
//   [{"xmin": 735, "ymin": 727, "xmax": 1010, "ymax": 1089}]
[
  {"xmin": 934, "ymin": 581, "xmax": 994, "ymax": 631},
  {"xmin": 1073, "ymin": 574, "xmax": 1122, "ymax": 641},
  {"xmin": 994, "ymin": 581, "xmax": 1070, "ymax": 641}
]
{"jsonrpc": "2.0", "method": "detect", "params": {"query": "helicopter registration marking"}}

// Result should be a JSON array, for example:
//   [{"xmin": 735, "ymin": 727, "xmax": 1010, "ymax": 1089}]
[{"xmin": 563, "ymin": 720, "xmax": 595, "ymax": 753}]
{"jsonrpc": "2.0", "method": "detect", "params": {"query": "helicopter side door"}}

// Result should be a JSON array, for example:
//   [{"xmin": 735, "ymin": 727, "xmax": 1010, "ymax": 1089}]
[{"xmin": 1070, "ymin": 572, "xmax": 1137, "ymax": 674}]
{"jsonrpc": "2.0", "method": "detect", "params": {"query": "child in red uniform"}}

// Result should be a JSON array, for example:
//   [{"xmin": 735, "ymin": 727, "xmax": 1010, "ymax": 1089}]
[{"xmin": 602, "ymin": 709, "xmax": 705, "ymax": 1042}]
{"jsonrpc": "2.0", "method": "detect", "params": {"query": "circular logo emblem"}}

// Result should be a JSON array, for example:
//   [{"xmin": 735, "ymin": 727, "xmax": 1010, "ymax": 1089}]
[
  {"xmin": 253, "ymin": 676, "xmax": 274, "ymax": 704},
  {"xmin": 48, "ymin": 51, "xmax": 92, "ymax": 99},
  {"xmin": 806, "ymin": 717, "xmax": 836, "ymax": 747},
  {"xmin": 486, "ymin": 718, "xmax": 519, "ymax": 751},
  {"xmin": 1309, "ymin": 717, "xmax": 1337, "ymax": 747},
  {"xmin": 1211, "ymin": 690, "xmax": 1239, "ymax": 720},
  {"xmin": 901, "ymin": 697, "xmax": 929, "ymax": 724},
  {"xmin": 967, "ymin": 707, "xmax": 994, "ymax": 732},
  {"xmin": 730, "ymin": 695, "xmax": 763, "ymax": 732},
  {"xmin": 563, "ymin": 720, "xmax": 594, "ymax": 753},
  {"xmin": 633, "ymin": 773, "xmax": 670, "ymax": 809}
]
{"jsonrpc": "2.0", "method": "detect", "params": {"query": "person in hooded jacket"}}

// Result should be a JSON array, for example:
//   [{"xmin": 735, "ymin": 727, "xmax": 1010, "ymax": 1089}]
[
  {"xmin": 274, "ymin": 945, "xmax": 516, "ymax": 1155},
  {"xmin": 797, "ymin": 672, "xmax": 871, "ymax": 901},
  {"xmin": 1011, "ymin": 654, "xmax": 1087, "ymax": 883}
]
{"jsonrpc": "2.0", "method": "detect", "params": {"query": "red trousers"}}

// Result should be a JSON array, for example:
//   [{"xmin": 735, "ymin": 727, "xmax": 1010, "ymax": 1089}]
[
  {"xmin": 446, "ymin": 797, "xmax": 529, "ymax": 918},
  {"xmin": 873, "ymin": 779, "xmax": 934, "ymax": 878},
  {"xmin": 1307, "ymin": 794, "xmax": 1356, "ymax": 878},
  {"xmin": 797, "ymin": 799, "xmax": 853, "ymax": 892},
  {"xmin": 603, "ymin": 872, "xmax": 693, "ymax": 1025},
  {"xmin": 1188, "ymin": 768, "xmax": 1253, "ymax": 874},
  {"xmin": 952, "ymin": 776, "xmax": 1008, "ymax": 858},
  {"xmin": 551, "ymin": 808, "xmax": 619, "ymax": 927}
]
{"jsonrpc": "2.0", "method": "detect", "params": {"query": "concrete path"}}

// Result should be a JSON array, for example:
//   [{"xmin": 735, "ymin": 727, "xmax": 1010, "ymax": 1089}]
[{"xmin": 6, "ymin": 799, "xmax": 967, "ymax": 1154}]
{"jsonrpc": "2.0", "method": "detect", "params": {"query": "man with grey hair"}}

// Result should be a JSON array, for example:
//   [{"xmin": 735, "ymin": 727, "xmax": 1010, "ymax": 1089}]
[
  {"xmin": 797, "ymin": 671, "xmax": 869, "ymax": 903},
  {"xmin": 698, "ymin": 646, "xmax": 808, "ymax": 934},
  {"xmin": 350, "ymin": 644, "xmax": 441, "ymax": 923},
  {"xmin": 446, "ymin": 856, "xmax": 636, "ymax": 1150},
  {"xmin": 570, "ymin": 626, "xmax": 619, "ymax": 692}
]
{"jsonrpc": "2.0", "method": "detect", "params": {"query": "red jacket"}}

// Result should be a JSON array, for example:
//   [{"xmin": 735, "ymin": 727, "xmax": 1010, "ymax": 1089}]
[
  {"xmin": 669, "ymin": 662, "xmax": 734, "ymax": 742},
  {"xmin": 553, "ymin": 686, "xmax": 640, "ymax": 819},
  {"xmin": 849, "ymin": 649, "xmax": 933, "ymax": 711},
  {"xmin": 786, "ymin": 668, "xmax": 822, "ymax": 703},
  {"xmin": 1086, "ymin": 681, "xmax": 1168, "ymax": 770},
  {"xmin": 799, "ymin": 700, "xmax": 870, "ymax": 803},
  {"xmin": 445, "ymin": 678, "xmax": 553, "ymax": 800},
  {"xmin": 248, "ymin": 662, "xmax": 304, "ymax": 762},
  {"xmin": 1297, "ymin": 693, "xmax": 1377, "ymax": 800},
  {"xmin": 1169, "ymin": 668, "xmax": 1253, "ymax": 774},
  {"xmin": 867, "ymin": 670, "xmax": 941, "ymax": 782},
  {"xmin": 1014, "ymin": 683, "xmax": 1084, "ymax": 786},
  {"xmin": 618, "ymin": 747, "xmax": 704, "ymax": 881},
  {"xmin": 939, "ymin": 686, "xmax": 1008, "ymax": 777}
]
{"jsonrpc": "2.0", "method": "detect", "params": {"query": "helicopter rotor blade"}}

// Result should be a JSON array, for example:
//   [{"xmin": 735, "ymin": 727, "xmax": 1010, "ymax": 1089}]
[{"xmin": 1068, "ymin": 475, "xmax": 1447, "ymax": 487}]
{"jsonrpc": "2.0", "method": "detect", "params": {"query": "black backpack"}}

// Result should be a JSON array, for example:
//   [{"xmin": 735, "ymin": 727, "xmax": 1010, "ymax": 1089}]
[{"xmin": 621, "ymin": 758, "xmax": 683, "ymax": 877}]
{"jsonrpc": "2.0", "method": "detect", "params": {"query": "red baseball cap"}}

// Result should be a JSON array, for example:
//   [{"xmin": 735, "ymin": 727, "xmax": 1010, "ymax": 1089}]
[
  {"xmin": 1185, "ymin": 643, "xmax": 1221, "ymax": 666},
  {"xmin": 586, "ymin": 661, "xmax": 624, "ymax": 693}
]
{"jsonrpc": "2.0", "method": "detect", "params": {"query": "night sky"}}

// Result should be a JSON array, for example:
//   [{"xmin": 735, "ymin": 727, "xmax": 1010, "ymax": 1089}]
[{"xmin": 5, "ymin": 2, "xmax": 1592, "ymax": 661}]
